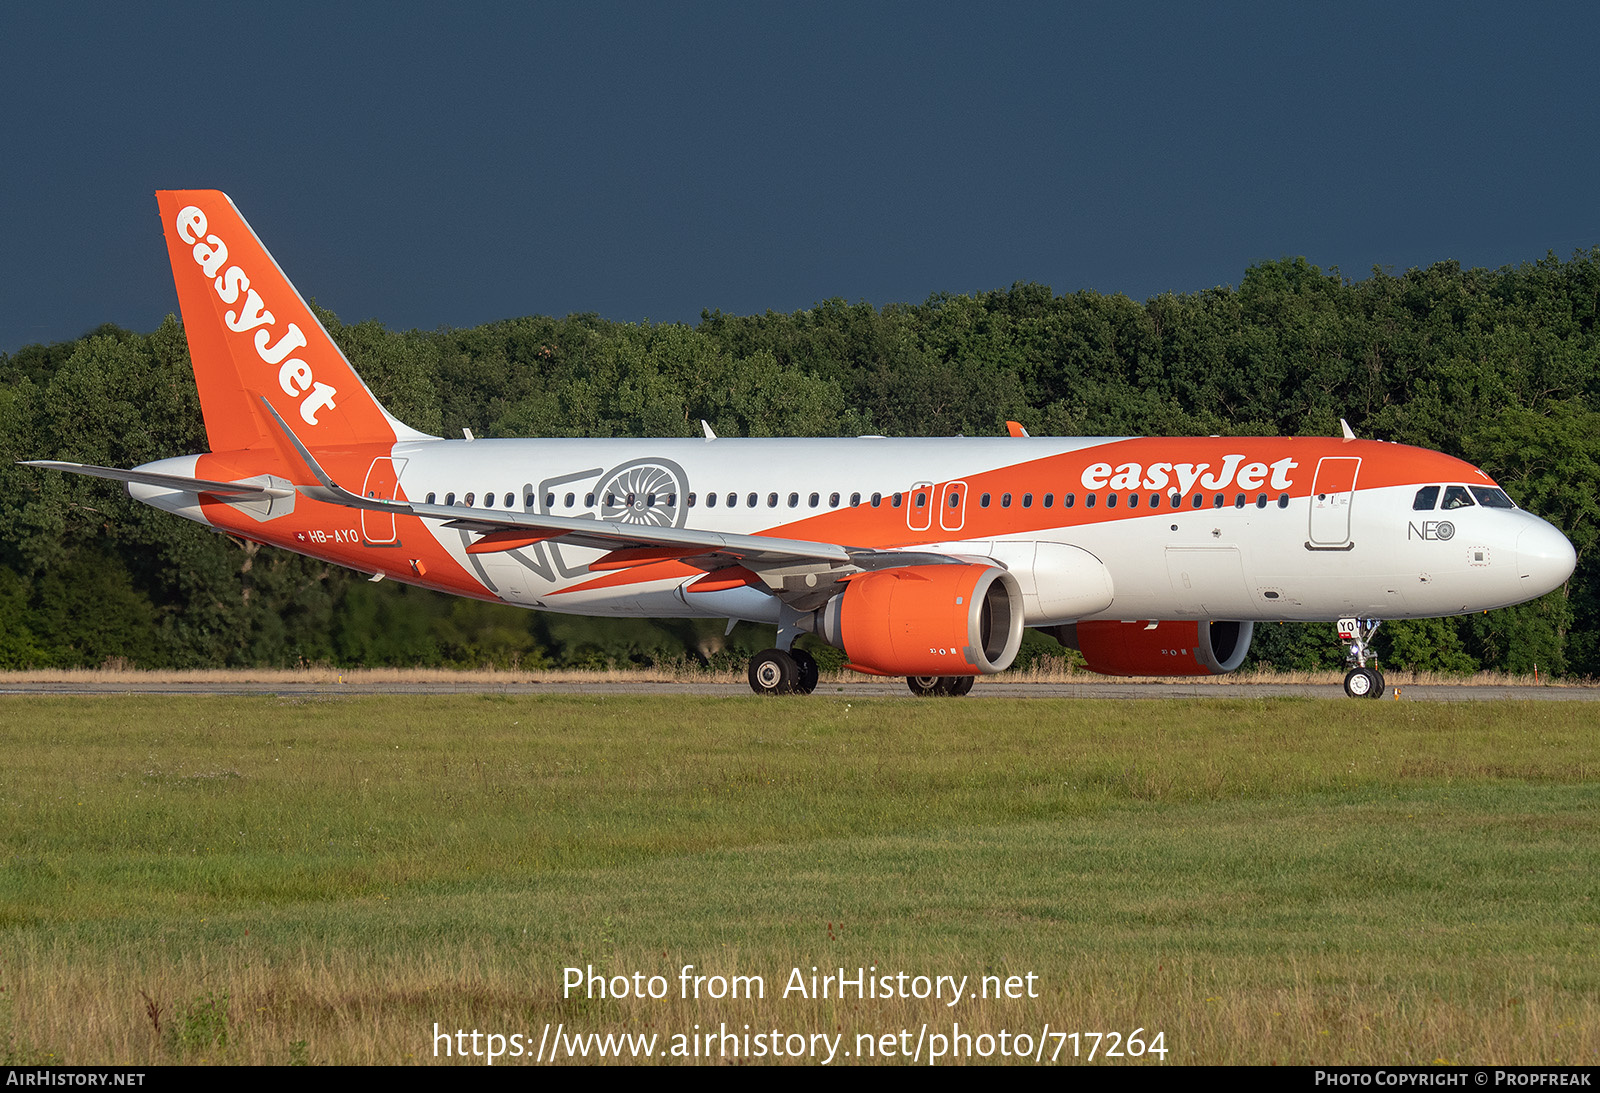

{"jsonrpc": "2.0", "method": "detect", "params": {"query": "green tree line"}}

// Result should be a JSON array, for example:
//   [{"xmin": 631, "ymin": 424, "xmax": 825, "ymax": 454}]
[{"xmin": 3, "ymin": 252, "xmax": 1597, "ymax": 675}]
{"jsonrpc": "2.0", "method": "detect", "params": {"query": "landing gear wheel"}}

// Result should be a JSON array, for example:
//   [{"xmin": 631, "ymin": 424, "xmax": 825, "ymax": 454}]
[
  {"xmin": 945, "ymin": 675, "xmax": 976, "ymax": 697},
  {"xmin": 790, "ymin": 649, "xmax": 819, "ymax": 695},
  {"xmin": 1372, "ymin": 668, "xmax": 1386, "ymax": 696},
  {"xmin": 1343, "ymin": 667, "xmax": 1381, "ymax": 699},
  {"xmin": 907, "ymin": 675, "xmax": 947, "ymax": 697},
  {"xmin": 749, "ymin": 649, "xmax": 798, "ymax": 696}
]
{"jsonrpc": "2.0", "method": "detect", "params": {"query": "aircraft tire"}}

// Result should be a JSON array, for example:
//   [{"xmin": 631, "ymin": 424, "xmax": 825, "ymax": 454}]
[
  {"xmin": 749, "ymin": 649, "xmax": 799, "ymax": 696},
  {"xmin": 945, "ymin": 675, "xmax": 976, "ymax": 697},
  {"xmin": 906, "ymin": 675, "xmax": 947, "ymax": 697},
  {"xmin": 1342, "ymin": 667, "xmax": 1381, "ymax": 699},
  {"xmin": 791, "ymin": 649, "xmax": 820, "ymax": 695}
]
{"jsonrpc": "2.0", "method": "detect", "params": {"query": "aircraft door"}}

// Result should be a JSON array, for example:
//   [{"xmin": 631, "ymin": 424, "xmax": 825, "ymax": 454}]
[
  {"xmin": 360, "ymin": 457, "xmax": 407, "ymax": 545},
  {"xmin": 939, "ymin": 481, "xmax": 968, "ymax": 532},
  {"xmin": 1308, "ymin": 457, "xmax": 1361, "ymax": 547},
  {"xmin": 907, "ymin": 481, "xmax": 934, "ymax": 532}
]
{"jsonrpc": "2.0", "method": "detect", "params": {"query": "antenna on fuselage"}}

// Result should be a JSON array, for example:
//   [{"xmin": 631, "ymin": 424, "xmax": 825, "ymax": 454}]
[
  {"xmin": 702, "ymin": 420, "xmax": 717, "ymax": 441},
  {"xmin": 1339, "ymin": 418, "xmax": 1356, "ymax": 440}
]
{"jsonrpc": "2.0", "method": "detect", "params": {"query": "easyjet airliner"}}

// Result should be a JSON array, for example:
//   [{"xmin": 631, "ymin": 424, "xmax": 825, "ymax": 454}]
[{"xmin": 24, "ymin": 192, "xmax": 1578, "ymax": 697}]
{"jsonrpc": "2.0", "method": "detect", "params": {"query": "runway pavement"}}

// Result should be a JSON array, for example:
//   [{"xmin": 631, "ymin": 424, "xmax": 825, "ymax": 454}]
[{"xmin": 2, "ymin": 678, "xmax": 1595, "ymax": 700}]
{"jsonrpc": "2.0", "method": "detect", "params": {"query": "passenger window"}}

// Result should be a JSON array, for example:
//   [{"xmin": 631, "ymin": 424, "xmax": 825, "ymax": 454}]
[
  {"xmin": 747, "ymin": 493, "xmax": 758, "ymax": 507},
  {"xmin": 585, "ymin": 493, "xmax": 595, "ymax": 507},
  {"xmin": 768, "ymin": 493, "xmax": 779, "ymax": 508},
  {"xmin": 1022, "ymin": 492, "xmax": 1033, "ymax": 508},
  {"xmin": 445, "ymin": 492, "xmax": 455, "ymax": 506},
  {"xmin": 1255, "ymin": 493, "xmax": 1267, "ymax": 508},
  {"xmin": 871, "ymin": 493, "xmax": 882, "ymax": 507},
  {"xmin": 541, "ymin": 492, "xmax": 552, "ymax": 508},
  {"xmin": 980, "ymin": 493, "xmax": 991, "ymax": 508},
  {"xmin": 1149, "ymin": 493, "xmax": 1161, "ymax": 508},
  {"xmin": 730, "ymin": 493, "xmax": 740, "ymax": 508},
  {"xmin": 1191, "ymin": 494, "xmax": 1203, "ymax": 509},
  {"xmin": 948, "ymin": 492, "xmax": 960, "ymax": 508},
  {"xmin": 687, "ymin": 493, "xmax": 697, "ymax": 507},
  {"xmin": 1044, "ymin": 492, "xmax": 1054, "ymax": 508},
  {"xmin": 914, "ymin": 491, "xmax": 927, "ymax": 508},
  {"xmin": 464, "ymin": 492, "xmax": 476, "ymax": 506},
  {"xmin": 1277, "ymin": 494, "xmax": 1289, "ymax": 509},
  {"xmin": 891, "ymin": 493, "xmax": 903, "ymax": 508},
  {"xmin": 787, "ymin": 492, "xmax": 798, "ymax": 508},
  {"xmin": 1128, "ymin": 493, "xmax": 1139, "ymax": 509},
  {"xmin": 1001, "ymin": 493, "xmax": 1012, "ymax": 508},
  {"xmin": 425, "ymin": 492, "xmax": 436, "ymax": 504},
  {"xmin": 484, "ymin": 493, "xmax": 495, "ymax": 508},
  {"xmin": 850, "ymin": 492, "xmax": 861, "ymax": 507},
  {"xmin": 1234, "ymin": 494, "xmax": 1246, "ymax": 508},
  {"xmin": 1413, "ymin": 485, "xmax": 1440, "ymax": 511},
  {"xmin": 564, "ymin": 492, "xmax": 575, "ymax": 508},
  {"xmin": 1170, "ymin": 493, "xmax": 1181, "ymax": 508},
  {"xmin": 1213, "ymin": 494, "xmax": 1225, "ymax": 508},
  {"xmin": 1442, "ymin": 485, "xmax": 1475, "ymax": 510},
  {"xmin": 828, "ymin": 492, "xmax": 839, "ymax": 508},
  {"xmin": 509, "ymin": 493, "xmax": 517, "ymax": 508},
  {"xmin": 646, "ymin": 493, "xmax": 657, "ymax": 508},
  {"xmin": 525, "ymin": 492, "xmax": 536, "ymax": 507},
  {"xmin": 1064, "ymin": 493, "xmax": 1076, "ymax": 508}
]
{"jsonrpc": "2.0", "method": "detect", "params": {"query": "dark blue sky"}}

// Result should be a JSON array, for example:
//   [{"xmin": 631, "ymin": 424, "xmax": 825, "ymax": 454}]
[{"xmin": 5, "ymin": 2, "xmax": 1598, "ymax": 354}]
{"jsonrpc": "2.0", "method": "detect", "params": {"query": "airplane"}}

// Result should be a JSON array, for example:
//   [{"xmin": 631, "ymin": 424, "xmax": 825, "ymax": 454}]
[{"xmin": 23, "ymin": 191, "xmax": 1578, "ymax": 698}]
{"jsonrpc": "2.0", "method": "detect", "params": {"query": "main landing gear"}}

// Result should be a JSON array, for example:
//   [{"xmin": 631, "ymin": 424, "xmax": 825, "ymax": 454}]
[
  {"xmin": 906, "ymin": 675, "xmax": 975, "ymax": 697},
  {"xmin": 745, "ymin": 650, "xmax": 977, "ymax": 697},
  {"xmin": 1337, "ymin": 617, "xmax": 1386, "ymax": 699},
  {"xmin": 748, "ymin": 648, "xmax": 819, "ymax": 696}
]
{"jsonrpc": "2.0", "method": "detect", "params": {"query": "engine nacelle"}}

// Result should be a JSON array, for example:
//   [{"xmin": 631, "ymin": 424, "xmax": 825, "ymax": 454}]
[
  {"xmin": 1056, "ymin": 619, "xmax": 1254, "ymax": 677},
  {"xmin": 809, "ymin": 564, "xmax": 1024, "ymax": 676}
]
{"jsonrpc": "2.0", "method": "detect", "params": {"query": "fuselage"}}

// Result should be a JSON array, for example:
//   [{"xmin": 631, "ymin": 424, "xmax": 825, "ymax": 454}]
[{"xmin": 129, "ymin": 432, "xmax": 1576, "ymax": 628}]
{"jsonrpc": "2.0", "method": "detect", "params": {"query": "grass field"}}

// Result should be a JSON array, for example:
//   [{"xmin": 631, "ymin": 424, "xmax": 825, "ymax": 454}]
[{"xmin": 1, "ymin": 694, "xmax": 1596, "ymax": 1065}]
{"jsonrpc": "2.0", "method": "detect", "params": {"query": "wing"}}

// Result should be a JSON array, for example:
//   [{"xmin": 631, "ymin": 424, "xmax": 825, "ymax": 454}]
[{"xmin": 259, "ymin": 400, "xmax": 962, "ymax": 582}]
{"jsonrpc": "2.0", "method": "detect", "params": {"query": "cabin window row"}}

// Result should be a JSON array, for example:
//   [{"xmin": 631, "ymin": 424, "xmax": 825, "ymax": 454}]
[{"xmin": 418, "ymin": 489, "xmax": 1293, "ymax": 513}]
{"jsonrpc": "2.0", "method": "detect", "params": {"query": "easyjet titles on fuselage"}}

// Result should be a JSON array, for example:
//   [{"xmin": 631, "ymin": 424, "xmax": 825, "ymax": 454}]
[
  {"xmin": 173, "ymin": 204, "xmax": 339, "ymax": 427},
  {"xmin": 1080, "ymin": 454, "xmax": 1300, "ymax": 495}
]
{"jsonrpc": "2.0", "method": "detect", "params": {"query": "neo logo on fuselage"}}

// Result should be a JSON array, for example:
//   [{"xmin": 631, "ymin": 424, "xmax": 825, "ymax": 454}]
[{"xmin": 175, "ymin": 205, "xmax": 339, "ymax": 427}]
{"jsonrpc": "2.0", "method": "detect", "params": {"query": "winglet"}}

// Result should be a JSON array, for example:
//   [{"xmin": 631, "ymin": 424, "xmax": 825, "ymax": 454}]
[{"xmin": 1005, "ymin": 420, "xmax": 1030, "ymax": 438}]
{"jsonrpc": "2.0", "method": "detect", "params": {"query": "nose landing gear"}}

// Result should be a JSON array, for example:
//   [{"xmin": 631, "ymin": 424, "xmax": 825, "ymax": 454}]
[{"xmin": 1337, "ymin": 617, "xmax": 1386, "ymax": 699}]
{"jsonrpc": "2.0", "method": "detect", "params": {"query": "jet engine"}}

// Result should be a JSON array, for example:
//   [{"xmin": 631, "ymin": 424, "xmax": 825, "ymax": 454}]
[
  {"xmin": 1054, "ymin": 619, "xmax": 1254, "ymax": 676},
  {"xmin": 807, "ymin": 564, "xmax": 1024, "ymax": 676}
]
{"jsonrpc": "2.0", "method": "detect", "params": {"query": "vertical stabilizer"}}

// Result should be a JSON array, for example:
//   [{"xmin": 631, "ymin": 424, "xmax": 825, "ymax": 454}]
[{"xmin": 157, "ymin": 190, "xmax": 431, "ymax": 453}]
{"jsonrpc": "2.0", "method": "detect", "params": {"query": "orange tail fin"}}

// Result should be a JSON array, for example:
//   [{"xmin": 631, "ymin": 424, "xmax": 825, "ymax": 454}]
[{"xmin": 157, "ymin": 190, "xmax": 431, "ymax": 453}]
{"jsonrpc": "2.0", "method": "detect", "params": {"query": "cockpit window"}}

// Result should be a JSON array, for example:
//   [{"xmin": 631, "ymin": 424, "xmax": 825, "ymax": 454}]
[
  {"xmin": 1441, "ymin": 485, "xmax": 1475, "ymax": 510},
  {"xmin": 1470, "ymin": 486, "xmax": 1516, "ymax": 509},
  {"xmin": 1412, "ymin": 486, "xmax": 1440, "ymax": 511}
]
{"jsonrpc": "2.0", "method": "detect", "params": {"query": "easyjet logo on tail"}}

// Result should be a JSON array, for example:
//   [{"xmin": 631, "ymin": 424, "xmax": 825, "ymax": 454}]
[
  {"xmin": 174, "ymin": 205, "xmax": 338, "ymax": 427},
  {"xmin": 1081, "ymin": 455, "xmax": 1298, "ymax": 494}
]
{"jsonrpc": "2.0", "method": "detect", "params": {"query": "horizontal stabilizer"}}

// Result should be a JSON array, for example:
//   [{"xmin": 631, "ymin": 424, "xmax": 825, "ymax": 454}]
[{"xmin": 19, "ymin": 460, "xmax": 293, "ymax": 499}]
